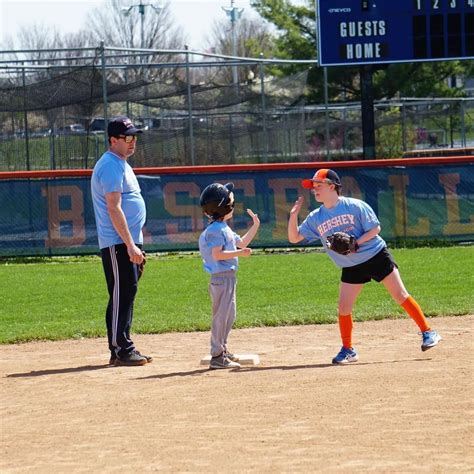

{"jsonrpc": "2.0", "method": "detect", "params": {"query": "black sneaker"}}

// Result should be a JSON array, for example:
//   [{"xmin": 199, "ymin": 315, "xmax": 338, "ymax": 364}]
[
  {"xmin": 114, "ymin": 351, "xmax": 148, "ymax": 366},
  {"xmin": 109, "ymin": 350, "xmax": 152, "ymax": 365},
  {"xmin": 135, "ymin": 351, "xmax": 153, "ymax": 363}
]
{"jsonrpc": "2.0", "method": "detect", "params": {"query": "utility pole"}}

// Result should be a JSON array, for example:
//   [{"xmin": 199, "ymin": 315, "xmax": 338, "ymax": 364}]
[
  {"xmin": 360, "ymin": 65, "xmax": 376, "ymax": 160},
  {"xmin": 122, "ymin": 1, "xmax": 163, "ymax": 123},
  {"xmin": 122, "ymin": 1, "xmax": 162, "ymax": 53},
  {"xmin": 222, "ymin": 0, "xmax": 244, "ymax": 88}
]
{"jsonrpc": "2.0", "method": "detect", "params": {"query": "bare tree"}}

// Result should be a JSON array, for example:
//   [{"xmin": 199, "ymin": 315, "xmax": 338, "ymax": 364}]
[
  {"xmin": 0, "ymin": 24, "xmax": 99, "ymax": 133},
  {"xmin": 203, "ymin": 16, "xmax": 275, "ymax": 84},
  {"xmin": 0, "ymin": 1, "xmax": 187, "ymax": 129},
  {"xmin": 2, "ymin": 23, "xmax": 65, "ymax": 82},
  {"xmin": 86, "ymin": 0, "xmax": 185, "ymax": 81},
  {"xmin": 2, "ymin": 24, "xmax": 97, "ymax": 80}
]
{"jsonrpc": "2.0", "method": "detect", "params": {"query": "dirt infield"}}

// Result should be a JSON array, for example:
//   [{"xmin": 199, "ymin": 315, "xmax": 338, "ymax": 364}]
[{"xmin": 1, "ymin": 316, "xmax": 473, "ymax": 473}]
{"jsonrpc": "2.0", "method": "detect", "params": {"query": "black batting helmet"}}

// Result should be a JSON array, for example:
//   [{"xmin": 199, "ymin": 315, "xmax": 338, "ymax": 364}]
[{"xmin": 200, "ymin": 182, "xmax": 235, "ymax": 220}]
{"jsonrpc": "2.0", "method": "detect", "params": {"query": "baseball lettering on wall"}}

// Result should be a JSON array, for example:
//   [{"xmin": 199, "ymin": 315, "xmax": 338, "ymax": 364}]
[
  {"xmin": 439, "ymin": 173, "xmax": 474, "ymax": 235},
  {"xmin": 0, "ymin": 161, "xmax": 472, "ymax": 256},
  {"xmin": 163, "ymin": 182, "xmax": 204, "ymax": 243},
  {"xmin": 41, "ymin": 185, "xmax": 85, "ymax": 247},
  {"xmin": 267, "ymin": 178, "xmax": 303, "ymax": 239},
  {"xmin": 388, "ymin": 175, "xmax": 430, "ymax": 237},
  {"xmin": 231, "ymin": 179, "xmax": 256, "ymax": 223},
  {"xmin": 340, "ymin": 177, "xmax": 363, "ymax": 200}
]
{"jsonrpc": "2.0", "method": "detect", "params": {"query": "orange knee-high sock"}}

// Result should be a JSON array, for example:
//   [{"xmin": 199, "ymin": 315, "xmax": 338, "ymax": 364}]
[
  {"xmin": 401, "ymin": 296, "xmax": 430, "ymax": 332},
  {"xmin": 338, "ymin": 314, "xmax": 353, "ymax": 349}
]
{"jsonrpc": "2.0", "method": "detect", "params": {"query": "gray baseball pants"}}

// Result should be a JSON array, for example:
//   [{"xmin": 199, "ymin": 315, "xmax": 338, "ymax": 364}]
[{"xmin": 209, "ymin": 270, "xmax": 237, "ymax": 357}]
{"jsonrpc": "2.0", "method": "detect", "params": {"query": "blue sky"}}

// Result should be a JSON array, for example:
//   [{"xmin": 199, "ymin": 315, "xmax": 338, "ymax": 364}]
[{"xmin": 0, "ymin": 0, "xmax": 258, "ymax": 49}]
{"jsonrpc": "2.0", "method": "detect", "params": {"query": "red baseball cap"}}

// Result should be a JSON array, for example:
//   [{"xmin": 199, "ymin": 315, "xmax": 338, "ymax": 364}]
[{"xmin": 301, "ymin": 169, "xmax": 341, "ymax": 189}]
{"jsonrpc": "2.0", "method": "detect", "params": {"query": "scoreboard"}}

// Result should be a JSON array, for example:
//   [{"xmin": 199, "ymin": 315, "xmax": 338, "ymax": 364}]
[{"xmin": 316, "ymin": 0, "xmax": 474, "ymax": 66}]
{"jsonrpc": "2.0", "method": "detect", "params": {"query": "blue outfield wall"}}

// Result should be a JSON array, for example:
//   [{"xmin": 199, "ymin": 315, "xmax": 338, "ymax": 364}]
[{"xmin": 0, "ymin": 162, "xmax": 473, "ymax": 256}]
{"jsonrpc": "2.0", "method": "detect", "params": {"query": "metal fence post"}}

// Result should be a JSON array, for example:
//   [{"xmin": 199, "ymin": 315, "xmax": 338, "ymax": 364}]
[
  {"xmin": 324, "ymin": 67, "xmax": 330, "ymax": 160},
  {"xmin": 300, "ymin": 106, "xmax": 305, "ymax": 157},
  {"xmin": 21, "ymin": 63, "xmax": 31, "ymax": 170},
  {"xmin": 401, "ymin": 100, "xmax": 407, "ymax": 152},
  {"xmin": 125, "ymin": 60, "xmax": 130, "ymax": 118},
  {"xmin": 360, "ymin": 65, "xmax": 376, "ymax": 159},
  {"xmin": 100, "ymin": 41, "xmax": 108, "ymax": 150},
  {"xmin": 229, "ymin": 113, "xmax": 235, "ymax": 163},
  {"xmin": 449, "ymin": 103, "xmax": 454, "ymax": 148},
  {"xmin": 94, "ymin": 133, "xmax": 99, "ymax": 162},
  {"xmin": 460, "ymin": 99, "xmax": 466, "ymax": 147},
  {"xmin": 259, "ymin": 53, "xmax": 268, "ymax": 163},
  {"xmin": 342, "ymin": 91, "xmax": 348, "ymax": 157},
  {"xmin": 185, "ymin": 45, "xmax": 195, "ymax": 166},
  {"xmin": 49, "ymin": 131, "xmax": 56, "ymax": 170}
]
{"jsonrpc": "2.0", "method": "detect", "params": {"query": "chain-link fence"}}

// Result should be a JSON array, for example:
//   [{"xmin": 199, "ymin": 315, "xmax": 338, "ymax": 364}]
[{"xmin": 1, "ymin": 46, "xmax": 473, "ymax": 171}]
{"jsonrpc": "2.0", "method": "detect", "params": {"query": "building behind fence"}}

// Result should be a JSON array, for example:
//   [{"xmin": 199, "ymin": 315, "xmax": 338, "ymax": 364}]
[{"xmin": 1, "ymin": 46, "xmax": 473, "ymax": 171}]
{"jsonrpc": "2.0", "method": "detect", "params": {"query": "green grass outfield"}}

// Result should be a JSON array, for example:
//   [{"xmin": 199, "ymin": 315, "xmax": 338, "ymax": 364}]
[{"xmin": 0, "ymin": 247, "xmax": 472, "ymax": 344}]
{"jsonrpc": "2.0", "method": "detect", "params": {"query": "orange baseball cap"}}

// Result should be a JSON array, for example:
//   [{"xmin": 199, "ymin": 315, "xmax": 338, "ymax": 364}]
[{"xmin": 301, "ymin": 169, "xmax": 341, "ymax": 189}]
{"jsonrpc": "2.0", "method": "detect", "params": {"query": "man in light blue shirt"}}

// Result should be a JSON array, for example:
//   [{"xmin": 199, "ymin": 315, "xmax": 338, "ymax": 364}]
[{"xmin": 91, "ymin": 116, "xmax": 152, "ymax": 366}]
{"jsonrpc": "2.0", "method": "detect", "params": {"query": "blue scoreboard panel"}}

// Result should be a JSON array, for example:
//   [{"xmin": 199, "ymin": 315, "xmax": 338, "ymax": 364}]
[{"xmin": 316, "ymin": 0, "xmax": 474, "ymax": 66}]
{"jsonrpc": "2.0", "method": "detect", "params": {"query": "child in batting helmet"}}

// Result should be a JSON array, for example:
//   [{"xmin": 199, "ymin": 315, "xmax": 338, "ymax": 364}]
[
  {"xmin": 200, "ymin": 182, "xmax": 236, "ymax": 220},
  {"xmin": 198, "ymin": 182, "xmax": 260, "ymax": 369}
]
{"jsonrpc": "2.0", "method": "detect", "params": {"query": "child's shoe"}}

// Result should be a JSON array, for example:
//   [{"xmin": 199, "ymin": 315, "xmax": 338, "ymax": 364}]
[
  {"xmin": 332, "ymin": 346, "xmax": 359, "ymax": 365},
  {"xmin": 209, "ymin": 353, "xmax": 241, "ymax": 369},
  {"xmin": 421, "ymin": 330, "xmax": 442, "ymax": 351}
]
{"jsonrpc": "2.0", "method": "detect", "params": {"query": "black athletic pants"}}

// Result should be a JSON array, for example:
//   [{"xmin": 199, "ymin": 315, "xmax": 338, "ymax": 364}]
[{"xmin": 100, "ymin": 243, "xmax": 141, "ymax": 358}]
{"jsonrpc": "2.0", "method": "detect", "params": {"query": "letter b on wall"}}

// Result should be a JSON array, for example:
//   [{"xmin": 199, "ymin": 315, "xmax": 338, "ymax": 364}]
[{"xmin": 42, "ymin": 185, "xmax": 85, "ymax": 248}]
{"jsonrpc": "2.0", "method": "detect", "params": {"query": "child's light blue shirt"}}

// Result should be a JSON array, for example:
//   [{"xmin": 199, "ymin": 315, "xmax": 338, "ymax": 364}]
[{"xmin": 199, "ymin": 221, "xmax": 243, "ymax": 274}]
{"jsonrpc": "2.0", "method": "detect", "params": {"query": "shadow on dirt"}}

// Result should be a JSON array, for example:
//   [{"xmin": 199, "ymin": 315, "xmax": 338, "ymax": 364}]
[
  {"xmin": 135, "ymin": 358, "xmax": 431, "ymax": 380},
  {"xmin": 6, "ymin": 364, "xmax": 112, "ymax": 377}
]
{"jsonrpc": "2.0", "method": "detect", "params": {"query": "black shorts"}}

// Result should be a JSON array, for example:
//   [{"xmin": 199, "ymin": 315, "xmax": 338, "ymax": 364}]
[{"xmin": 341, "ymin": 248, "xmax": 398, "ymax": 284}]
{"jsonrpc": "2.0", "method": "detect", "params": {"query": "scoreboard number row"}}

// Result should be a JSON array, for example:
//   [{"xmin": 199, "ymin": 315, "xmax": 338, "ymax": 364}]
[{"xmin": 415, "ymin": 0, "xmax": 474, "ymax": 9}]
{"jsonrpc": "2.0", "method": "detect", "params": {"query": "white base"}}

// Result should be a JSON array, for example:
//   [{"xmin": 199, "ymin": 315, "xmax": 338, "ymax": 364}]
[{"xmin": 200, "ymin": 354, "xmax": 260, "ymax": 366}]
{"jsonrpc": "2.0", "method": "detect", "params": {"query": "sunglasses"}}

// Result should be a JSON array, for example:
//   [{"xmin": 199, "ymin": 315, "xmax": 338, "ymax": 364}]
[{"xmin": 116, "ymin": 135, "xmax": 137, "ymax": 143}]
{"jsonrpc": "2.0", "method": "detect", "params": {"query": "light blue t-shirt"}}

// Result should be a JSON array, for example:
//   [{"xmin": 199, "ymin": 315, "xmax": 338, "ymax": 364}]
[
  {"xmin": 298, "ymin": 196, "xmax": 385, "ymax": 268},
  {"xmin": 91, "ymin": 151, "xmax": 146, "ymax": 249},
  {"xmin": 199, "ymin": 221, "xmax": 243, "ymax": 274}
]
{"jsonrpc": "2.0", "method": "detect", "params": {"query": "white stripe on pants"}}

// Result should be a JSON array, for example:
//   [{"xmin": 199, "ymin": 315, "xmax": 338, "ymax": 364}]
[{"xmin": 209, "ymin": 271, "xmax": 236, "ymax": 357}]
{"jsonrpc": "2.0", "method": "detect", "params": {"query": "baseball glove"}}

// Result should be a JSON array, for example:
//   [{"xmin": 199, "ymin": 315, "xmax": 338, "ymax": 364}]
[
  {"xmin": 138, "ymin": 251, "xmax": 146, "ymax": 280},
  {"xmin": 326, "ymin": 232, "xmax": 359, "ymax": 255}
]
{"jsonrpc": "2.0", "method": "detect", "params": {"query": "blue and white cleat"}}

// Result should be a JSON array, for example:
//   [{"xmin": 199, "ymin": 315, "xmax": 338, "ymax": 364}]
[
  {"xmin": 421, "ymin": 330, "xmax": 442, "ymax": 352},
  {"xmin": 332, "ymin": 346, "xmax": 359, "ymax": 365}
]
